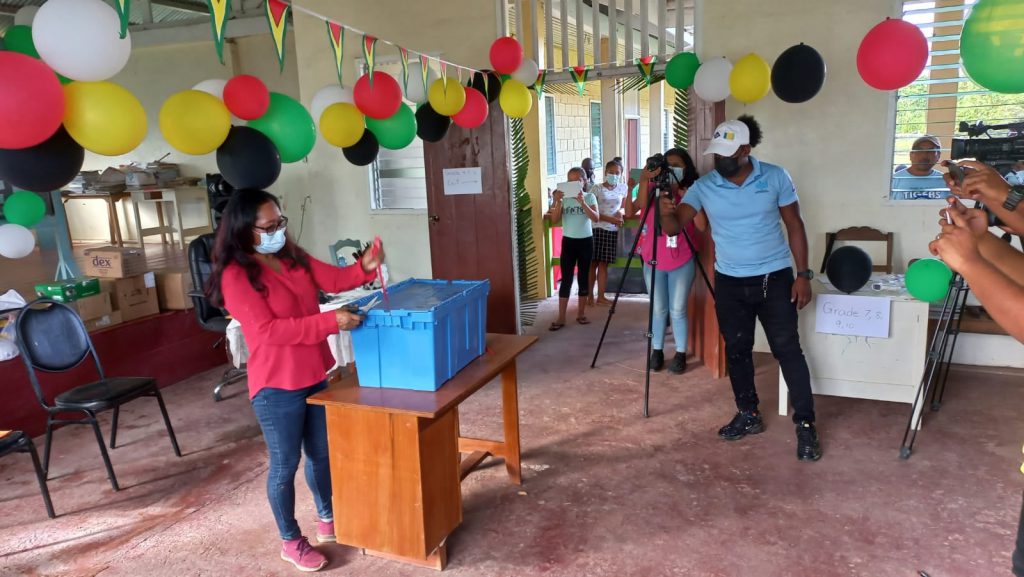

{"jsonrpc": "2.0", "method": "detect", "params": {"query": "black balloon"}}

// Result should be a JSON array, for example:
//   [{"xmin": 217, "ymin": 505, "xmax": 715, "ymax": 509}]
[
  {"xmin": 471, "ymin": 70, "xmax": 503, "ymax": 102},
  {"xmin": 0, "ymin": 126, "xmax": 84, "ymax": 193},
  {"xmin": 826, "ymin": 246, "xmax": 873, "ymax": 294},
  {"xmin": 771, "ymin": 43, "xmax": 826, "ymax": 104},
  {"xmin": 343, "ymin": 131, "xmax": 379, "ymax": 166},
  {"xmin": 216, "ymin": 126, "xmax": 282, "ymax": 190},
  {"xmin": 415, "ymin": 103, "xmax": 451, "ymax": 143}
]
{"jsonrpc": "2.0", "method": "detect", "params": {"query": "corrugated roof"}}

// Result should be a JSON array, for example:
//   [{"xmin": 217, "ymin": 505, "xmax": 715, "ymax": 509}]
[{"xmin": 0, "ymin": 0, "xmax": 210, "ymax": 36}]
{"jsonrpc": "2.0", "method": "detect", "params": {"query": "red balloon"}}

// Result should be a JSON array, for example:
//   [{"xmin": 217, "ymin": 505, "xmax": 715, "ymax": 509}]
[
  {"xmin": 489, "ymin": 36, "xmax": 523, "ymax": 75},
  {"xmin": 452, "ymin": 88, "xmax": 489, "ymax": 129},
  {"xmin": 224, "ymin": 74, "xmax": 270, "ymax": 120},
  {"xmin": 857, "ymin": 18, "xmax": 928, "ymax": 90},
  {"xmin": 353, "ymin": 72, "xmax": 402, "ymax": 120},
  {"xmin": 0, "ymin": 52, "xmax": 64, "ymax": 150}
]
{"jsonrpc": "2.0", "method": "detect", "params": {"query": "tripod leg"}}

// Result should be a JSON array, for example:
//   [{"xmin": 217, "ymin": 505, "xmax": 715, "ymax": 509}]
[{"xmin": 933, "ymin": 279, "xmax": 968, "ymax": 410}]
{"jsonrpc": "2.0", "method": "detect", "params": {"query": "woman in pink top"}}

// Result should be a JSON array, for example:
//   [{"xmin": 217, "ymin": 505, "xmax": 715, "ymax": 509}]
[
  {"xmin": 624, "ymin": 148, "xmax": 706, "ymax": 375},
  {"xmin": 209, "ymin": 189, "xmax": 384, "ymax": 572}
]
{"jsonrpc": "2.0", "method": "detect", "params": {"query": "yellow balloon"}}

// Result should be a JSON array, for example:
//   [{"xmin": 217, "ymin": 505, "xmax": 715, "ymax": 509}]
[
  {"xmin": 428, "ymin": 78, "xmax": 466, "ymax": 116},
  {"xmin": 729, "ymin": 53, "xmax": 772, "ymax": 104},
  {"xmin": 320, "ymin": 103, "xmax": 365, "ymax": 148},
  {"xmin": 63, "ymin": 81, "xmax": 147, "ymax": 156},
  {"xmin": 159, "ymin": 90, "xmax": 231, "ymax": 155},
  {"xmin": 499, "ymin": 79, "xmax": 533, "ymax": 118}
]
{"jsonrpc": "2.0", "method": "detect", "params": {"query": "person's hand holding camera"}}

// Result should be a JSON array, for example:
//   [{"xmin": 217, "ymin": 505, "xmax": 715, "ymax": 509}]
[
  {"xmin": 642, "ymin": 167, "xmax": 661, "ymax": 183},
  {"xmin": 930, "ymin": 207, "xmax": 984, "ymax": 274},
  {"xmin": 945, "ymin": 160, "xmax": 1010, "ymax": 205},
  {"xmin": 939, "ymin": 198, "xmax": 989, "ymax": 239},
  {"xmin": 658, "ymin": 193, "xmax": 676, "ymax": 219}
]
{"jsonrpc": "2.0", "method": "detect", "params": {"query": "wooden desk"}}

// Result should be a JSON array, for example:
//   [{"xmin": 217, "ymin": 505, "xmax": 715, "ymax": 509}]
[
  {"xmin": 61, "ymin": 191, "xmax": 131, "ymax": 246},
  {"xmin": 129, "ymin": 187, "xmax": 212, "ymax": 250},
  {"xmin": 308, "ymin": 333, "xmax": 537, "ymax": 571}
]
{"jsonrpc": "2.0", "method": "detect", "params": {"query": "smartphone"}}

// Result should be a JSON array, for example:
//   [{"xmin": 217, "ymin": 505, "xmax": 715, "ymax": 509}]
[{"xmin": 947, "ymin": 162, "xmax": 966, "ymax": 186}]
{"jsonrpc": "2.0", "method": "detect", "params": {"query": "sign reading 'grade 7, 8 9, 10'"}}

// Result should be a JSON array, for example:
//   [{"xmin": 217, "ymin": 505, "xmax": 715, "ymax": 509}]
[{"xmin": 814, "ymin": 293, "xmax": 891, "ymax": 338}]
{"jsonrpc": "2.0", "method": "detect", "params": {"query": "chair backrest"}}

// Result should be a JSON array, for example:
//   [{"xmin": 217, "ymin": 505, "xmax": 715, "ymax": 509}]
[
  {"xmin": 15, "ymin": 300, "xmax": 103, "ymax": 409},
  {"xmin": 820, "ymin": 226, "xmax": 894, "ymax": 274},
  {"xmin": 330, "ymin": 238, "xmax": 363, "ymax": 267},
  {"xmin": 188, "ymin": 234, "xmax": 226, "ymax": 328}
]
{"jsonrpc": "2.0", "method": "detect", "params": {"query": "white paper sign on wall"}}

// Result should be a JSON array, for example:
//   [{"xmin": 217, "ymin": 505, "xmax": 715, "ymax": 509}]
[
  {"xmin": 814, "ymin": 293, "xmax": 891, "ymax": 338},
  {"xmin": 443, "ymin": 167, "xmax": 483, "ymax": 195}
]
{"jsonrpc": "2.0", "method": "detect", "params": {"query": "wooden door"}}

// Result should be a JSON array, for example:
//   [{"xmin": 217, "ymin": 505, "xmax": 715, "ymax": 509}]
[
  {"xmin": 423, "ymin": 101, "xmax": 517, "ymax": 334},
  {"xmin": 626, "ymin": 118, "xmax": 640, "ymax": 171}
]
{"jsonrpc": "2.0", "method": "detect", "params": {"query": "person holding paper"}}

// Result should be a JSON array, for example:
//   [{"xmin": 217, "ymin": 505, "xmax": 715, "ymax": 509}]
[
  {"xmin": 208, "ymin": 189, "xmax": 385, "ymax": 572},
  {"xmin": 546, "ymin": 167, "xmax": 600, "ymax": 330},
  {"xmin": 658, "ymin": 115, "xmax": 821, "ymax": 461}
]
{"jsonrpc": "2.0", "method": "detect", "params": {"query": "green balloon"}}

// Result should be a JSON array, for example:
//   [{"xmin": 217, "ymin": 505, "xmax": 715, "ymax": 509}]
[
  {"xmin": 905, "ymin": 258, "xmax": 953, "ymax": 302},
  {"xmin": 5, "ymin": 25, "xmax": 39, "ymax": 59},
  {"xmin": 665, "ymin": 52, "xmax": 700, "ymax": 90},
  {"xmin": 365, "ymin": 104, "xmax": 417, "ymax": 150},
  {"xmin": 248, "ymin": 92, "xmax": 316, "ymax": 163},
  {"xmin": 2, "ymin": 191, "xmax": 46, "ymax": 228},
  {"xmin": 961, "ymin": 0, "xmax": 1024, "ymax": 93}
]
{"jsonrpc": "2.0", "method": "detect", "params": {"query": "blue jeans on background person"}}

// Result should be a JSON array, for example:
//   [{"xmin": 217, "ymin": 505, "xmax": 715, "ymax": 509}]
[
  {"xmin": 642, "ymin": 259, "xmax": 696, "ymax": 353},
  {"xmin": 251, "ymin": 381, "xmax": 332, "ymax": 541}
]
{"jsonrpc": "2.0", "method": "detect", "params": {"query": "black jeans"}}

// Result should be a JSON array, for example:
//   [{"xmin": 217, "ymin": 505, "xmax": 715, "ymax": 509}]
[
  {"xmin": 1014, "ymin": 490, "xmax": 1024, "ymax": 576},
  {"xmin": 714, "ymin": 268, "xmax": 815, "ymax": 423},
  {"xmin": 559, "ymin": 236, "xmax": 593, "ymax": 298}
]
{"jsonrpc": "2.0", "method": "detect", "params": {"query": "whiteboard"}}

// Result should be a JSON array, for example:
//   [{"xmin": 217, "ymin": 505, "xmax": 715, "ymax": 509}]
[
  {"xmin": 814, "ymin": 294, "xmax": 891, "ymax": 339},
  {"xmin": 443, "ymin": 167, "xmax": 483, "ymax": 195}
]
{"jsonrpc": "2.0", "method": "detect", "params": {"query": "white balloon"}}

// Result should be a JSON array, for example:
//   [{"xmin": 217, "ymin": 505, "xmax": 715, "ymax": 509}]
[
  {"xmin": 193, "ymin": 79, "xmax": 229, "ymax": 100},
  {"xmin": 14, "ymin": 6, "xmax": 38, "ymax": 27},
  {"xmin": 310, "ymin": 85, "xmax": 354, "ymax": 125},
  {"xmin": 33, "ymin": 0, "xmax": 132, "ymax": 82},
  {"xmin": 511, "ymin": 58, "xmax": 540, "ymax": 86},
  {"xmin": 693, "ymin": 57, "xmax": 733, "ymax": 103},
  {"xmin": 0, "ymin": 224, "xmax": 35, "ymax": 259},
  {"xmin": 404, "ymin": 61, "xmax": 439, "ymax": 105}
]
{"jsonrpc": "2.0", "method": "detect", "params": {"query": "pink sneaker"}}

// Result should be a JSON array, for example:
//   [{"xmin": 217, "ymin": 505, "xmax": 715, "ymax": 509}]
[
  {"xmin": 281, "ymin": 536, "xmax": 327, "ymax": 572},
  {"xmin": 316, "ymin": 520, "xmax": 336, "ymax": 543}
]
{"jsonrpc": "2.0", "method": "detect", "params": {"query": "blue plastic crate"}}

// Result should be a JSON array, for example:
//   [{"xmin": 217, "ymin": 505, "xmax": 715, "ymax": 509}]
[{"xmin": 349, "ymin": 279, "xmax": 490, "ymax": 391}]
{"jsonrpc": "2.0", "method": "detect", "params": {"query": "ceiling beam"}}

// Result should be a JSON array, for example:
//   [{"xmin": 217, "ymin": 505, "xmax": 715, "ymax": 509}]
[
  {"xmin": 150, "ymin": 0, "xmax": 208, "ymax": 15},
  {"xmin": 130, "ymin": 13, "xmax": 269, "ymax": 48}
]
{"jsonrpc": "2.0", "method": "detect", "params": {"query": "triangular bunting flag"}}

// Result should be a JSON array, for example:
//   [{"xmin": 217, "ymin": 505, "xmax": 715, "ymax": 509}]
[
  {"xmin": 265, "ymin": 0, "xmax": 290, "ymax": 72},
  {"xmin": 399, "ymin": 47, "xmax": 410, "ymax": 93},
  {"xmin": 570, "ymin": 65, "xmax": 590, "ymax": 96},
  {"xmin": 636, "ymin": 55, "xmax": 658, "ymax": 86},
  {"xmin": 535, "ymin": 69, "xmax": 547, "ymax": 95},
  {"xmin": 114, "ymin": 0, "xmax": 130, "ymax": 39},
  {"xmin": 326, "ymin": 22, "xmax": 345, "ymax": 85},
  {"xmin": 440, "ymin": 60, "xmax": 448, "ymax": 92},
  {"xmin": 419, "ymin": 54, "xmax": 430, "ymax": 94},
  {"xmin": 363, "ymin": 35, "xmax": 378, "ymax": 85},
  {"xmin": 205, "ymin": 0, "xmax": 231, "ymax": 64}
]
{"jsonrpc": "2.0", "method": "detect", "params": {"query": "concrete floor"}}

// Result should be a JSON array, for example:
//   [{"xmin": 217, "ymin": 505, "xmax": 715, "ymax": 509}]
[{"xmin": 1, "ymin": 297, "xmax": 1022, "ymax": 577}]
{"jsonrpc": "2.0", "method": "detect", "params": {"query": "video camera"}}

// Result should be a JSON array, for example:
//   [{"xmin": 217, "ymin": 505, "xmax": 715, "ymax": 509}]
[
  {"xmin": 950, "ymin": 120, "xmax": 1024, "ymax": 164},
  {"xmin": 644, "ymin": 153, "xmax": 675, "ymax": 192}
]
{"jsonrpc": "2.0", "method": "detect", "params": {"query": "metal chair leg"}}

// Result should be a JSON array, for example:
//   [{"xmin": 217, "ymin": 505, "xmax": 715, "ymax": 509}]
[
  {"xmin": 213, "ymin": 368, "xmax": 246, "ymax": 402},
  {"xmin": 25, "ymin": 438, "xmax": 56, "ymax": 519},
  {"xmin": 42, "ymin": 416, "xmax": 54, "ymax": 477},
  {"xmin": 88, "ymin": 414, "xmax": 120, "ymax": 491},
  {"xmin": 154, "ymin": 390, "xmax": 182, "ymax": 458},
  {"xmin": 109, "ymin": 405, "xmax": 120, "ymax": 449}
]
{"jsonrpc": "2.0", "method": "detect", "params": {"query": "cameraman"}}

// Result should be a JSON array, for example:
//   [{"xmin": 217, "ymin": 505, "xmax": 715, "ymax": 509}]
[{"xmin": 658, "ymin": 115, "xmax": 822, "ymax": 462}]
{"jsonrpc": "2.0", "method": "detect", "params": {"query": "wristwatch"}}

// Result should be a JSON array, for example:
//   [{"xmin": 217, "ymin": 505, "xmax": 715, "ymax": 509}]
[
  {"xmin": 797, "ymin": 269, "xmax": 814, "ymax": 280},
  {"xmin": 1003, "ymin": 185, "xmax": 1024, "ymax": 212}
]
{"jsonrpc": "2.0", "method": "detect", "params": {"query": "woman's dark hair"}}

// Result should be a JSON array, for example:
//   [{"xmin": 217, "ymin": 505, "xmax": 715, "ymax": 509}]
[
  {"xmin": 605, "ymin": 160, "xmax": 622, "ymax": 172},
  {"xmin": 567, "ymin": 166, "xmax": 585, "ymax": 180},
  {"xmin": 207, "ymin": 189, "xmax": 312, "ymax": 307},
  {"xmin": 664, "ymin": 147, "xmax": 700, "ymax": 188},
  {"xmin": 738, "ymin": 114, "xmax": 763, "ymax": 148}
]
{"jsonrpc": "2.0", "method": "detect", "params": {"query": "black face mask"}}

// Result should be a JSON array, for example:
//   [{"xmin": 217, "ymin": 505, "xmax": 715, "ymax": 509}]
[{"xmin": 715, "ymin": 155, "xmax": 742, "ymax": 178}]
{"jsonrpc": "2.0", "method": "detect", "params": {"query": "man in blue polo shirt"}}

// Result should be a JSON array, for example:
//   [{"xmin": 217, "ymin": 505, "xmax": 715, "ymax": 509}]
[{"xmin": 659, "ymin": 115, "xmax": 821, "ymax": 461}]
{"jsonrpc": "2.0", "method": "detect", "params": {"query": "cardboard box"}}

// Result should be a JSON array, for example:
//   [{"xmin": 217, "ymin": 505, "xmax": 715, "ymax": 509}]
[
  {"xmin": 83, "ymin": 246, "xmax": 148, "ymax": 279},
  {"xmin": 83, "ymin": 310, "xmax": 122, "ymax": 333},
  {"xmin": 35, "ymin": 277, "xmax": 101, "ymax": 303},
  {"xmin": 101, "ymin": 272, "xmax": 159, "ymax": 322},
  {"xmin": 68, "ymin": 292, "xmax": 113, "ymax": 321},
  {"xmin": 155, "ymin": 269, "xmax": 194, "ymax": 311}
]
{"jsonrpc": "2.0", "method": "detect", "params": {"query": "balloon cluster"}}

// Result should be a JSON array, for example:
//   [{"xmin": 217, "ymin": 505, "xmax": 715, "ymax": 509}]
[
  {"xmin": 0, "ymin": 190, "xmax": 46, "ymax": 259},
  {"xmin": 663, "ymin": 44, "xmax": 827, "ymax": 104}
]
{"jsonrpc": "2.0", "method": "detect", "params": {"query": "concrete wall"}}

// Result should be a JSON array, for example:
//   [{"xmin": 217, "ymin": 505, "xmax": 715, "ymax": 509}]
[{"xmin": 697, "ymin": 0, "xmax": 1024, "ymax": 367}]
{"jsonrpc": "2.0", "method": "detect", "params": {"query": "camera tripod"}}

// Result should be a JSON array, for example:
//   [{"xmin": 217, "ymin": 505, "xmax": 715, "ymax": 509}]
[{"xmin": 590, "ymin": 172, "xmax": 715, "ymax": 417}]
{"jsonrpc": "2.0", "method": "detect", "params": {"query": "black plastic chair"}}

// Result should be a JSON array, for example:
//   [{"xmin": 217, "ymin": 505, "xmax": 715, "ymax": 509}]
[
  {"xmin": 188, "ymin": 233, "xmax": 246, "ymax": 401},
  {"xmin": 0, "ymin": 431, "xmax": 56, "ymax": 518},
  {"xmin": 14, "ymin": 300, "xmax": 181, "ymax": 492}
]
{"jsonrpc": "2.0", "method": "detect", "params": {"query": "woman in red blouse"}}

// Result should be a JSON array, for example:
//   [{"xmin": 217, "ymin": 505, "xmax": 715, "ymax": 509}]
[{"xmin": 208, "ymin": 189, "xmax": 384, "ymax": 572}]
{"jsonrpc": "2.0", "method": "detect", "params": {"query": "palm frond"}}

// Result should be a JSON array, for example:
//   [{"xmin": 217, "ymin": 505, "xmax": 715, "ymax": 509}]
[
  {"xmin": 612, "ymin": 74, "xmax": 666, "ymax": 94},
  {"xmin": 673, "ymin": 88, "xmax": 689, "ymax": 149},
  {"xmin": 510, "ymin": 117, "xmax": 540, "ymax": 327}
]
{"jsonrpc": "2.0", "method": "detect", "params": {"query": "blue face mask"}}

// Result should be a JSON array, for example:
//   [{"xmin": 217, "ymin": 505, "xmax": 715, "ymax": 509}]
[
  {"xmin": 606, "ymin": 174, "xmax": 621, "ymax": 186},
  {"xmin": 670, "ymin": 166, "xmax": 685, "ymax": 182},
  {"xmin": 255, "ymin": 228, "xmax": 287, "ymax": 254}
]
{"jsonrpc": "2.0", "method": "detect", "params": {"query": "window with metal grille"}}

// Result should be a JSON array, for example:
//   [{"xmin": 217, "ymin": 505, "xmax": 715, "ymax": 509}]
[
  {"xmin": 590, "ymin": 101, "xmax": 602, "ymax": 164},
  {"xmin": 545, "ymin": 95, "xmax": 557, "ymax": 175},
  {"xmin": 662, "ymin": 108, "xmax": 671, "ymax": 152},
  {"xmin": 891, "ymin": 0, "xmax": 1024, "ymax": 202},
  {"xmin": 367, "ymin": 61, "xmax": 427, "ymax": 210}
]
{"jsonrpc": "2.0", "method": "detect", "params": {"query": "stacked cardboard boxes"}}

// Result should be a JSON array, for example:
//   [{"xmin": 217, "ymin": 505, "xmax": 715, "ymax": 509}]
[{"xmin": 82, "ymin": 246, "xmax": 160, "ymax": 325}]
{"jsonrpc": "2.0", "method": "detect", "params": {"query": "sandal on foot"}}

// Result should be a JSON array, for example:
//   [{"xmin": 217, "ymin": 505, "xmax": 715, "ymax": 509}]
[
  {"xmin": 549, "ymin": 322, "xmax": 565, "ymax": 331},
  {"xmin": 576, "ymin": 317, "xmax": 590, "ymax": 325}
]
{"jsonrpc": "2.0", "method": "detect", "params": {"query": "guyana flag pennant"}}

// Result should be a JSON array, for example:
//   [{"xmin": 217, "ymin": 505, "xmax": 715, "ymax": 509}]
[
  {"xmin": 113, "ymin": 0, "xmax": 130, "ymax": 39},
  {"xmin": 265, "ymin": 0, "xmax": 290, "ymax": 72},
  {"xmin": 636, "ymin": 55, "xmax": 657, "ymax": 86},
  {"xmin": 570, "ymin": 65, "xmax": 590, "ymax": 96},
  {"xmin": 326, "ymin": 22, "xmax": 345, "ymax": 85},
  {"xmin": 419, "ymin": 54, "xmax": 430, "ymax": 94},
  {"xmin": 363, "ymin": 34, "xmax": 378, "ymax": 86},
  {"xmin": 440, "ymin": 60, "xmax": 448, "ymax": 92},
  {"xmin": 399, "ymin": 47, "xmax": 410, "ymax": 93},
  {"xmin": 206, "ymin": 0, "xmax": 232, "ymax": 64},
  {"xmin": 535, "ymin": 69, "xmax": 547, "ymax": 95}
]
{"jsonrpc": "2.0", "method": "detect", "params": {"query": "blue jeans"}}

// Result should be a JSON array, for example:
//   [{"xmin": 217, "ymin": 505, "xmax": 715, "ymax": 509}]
[
  {"xmin": 642, "ymin": 260, "xmax": 696, "ymax": 353},
  {"xmin": 251, "ymin": 381, "xmax": 332, "ymax": 541}
]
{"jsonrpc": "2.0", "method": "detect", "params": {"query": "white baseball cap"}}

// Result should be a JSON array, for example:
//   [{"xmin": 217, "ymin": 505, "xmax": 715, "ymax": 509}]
[{"xmin": 704, "ymin": 120, "xmax": 750, "ymax": 157}]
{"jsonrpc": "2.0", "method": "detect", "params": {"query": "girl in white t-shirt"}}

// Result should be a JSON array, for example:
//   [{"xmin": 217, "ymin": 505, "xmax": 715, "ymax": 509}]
[{"xmin": 589, "ymin": 161, "xmax": 628, "ymax": 306}]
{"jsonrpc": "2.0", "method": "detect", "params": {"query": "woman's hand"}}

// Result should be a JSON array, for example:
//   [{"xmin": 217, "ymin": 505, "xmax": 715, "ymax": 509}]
[
  {"xmin": 939, "ymin": 198, "xmax": 988, "ymax": 239},
  {"xmin": 576, "ymin": 191, "xmax": 586, "ymax": 204},
  {"xmin": 552, "ymin": 189, "xmax": 564, "ymax": 203},
  {"xmin": 335, "ymin": 309, "xmax": 364, "ymax": 331},
  {"xmin": 641, "ymin": 167, "xmax": 660, "ymax": 182},
  {"xmin": 361, "ymin": 240, "xmax": 385, "ymax": 272},
  {"xmin": 929, "ymin": 207, "xmax": 984, "ymax": 273}
]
